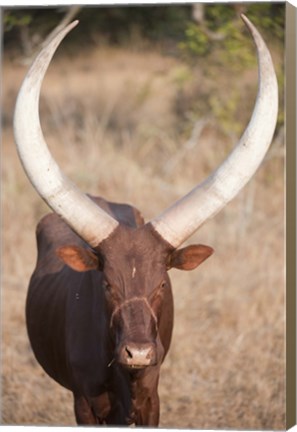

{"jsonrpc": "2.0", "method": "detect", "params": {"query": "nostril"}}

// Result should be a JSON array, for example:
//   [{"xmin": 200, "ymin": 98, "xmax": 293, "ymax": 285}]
[
  {"xmin": 120, "ymin": 343, "xmax": 157, "ymax": 368},
  {"xmin": 125, "ymin": 346, "xmax": 133, "ymax": 359}
]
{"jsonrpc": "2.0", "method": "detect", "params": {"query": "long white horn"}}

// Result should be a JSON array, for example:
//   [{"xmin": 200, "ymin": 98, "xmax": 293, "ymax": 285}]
[
  {"xmin": 150, "ymin": 14, "xmax": 278, "ymax": 248},
  {"xmin": 14, "ymin": 21, "xmax": 119, "ymax": 248}
]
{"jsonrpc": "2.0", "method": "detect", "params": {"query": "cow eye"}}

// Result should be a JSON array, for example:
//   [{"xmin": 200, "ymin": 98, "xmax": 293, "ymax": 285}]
[
  {"xmin": 103, "ymin": 280, "xmax": 112, "ymax": 292},
  {"xmin": 150, "ymin": 281, "xmax": 166, "ymax": 303}
]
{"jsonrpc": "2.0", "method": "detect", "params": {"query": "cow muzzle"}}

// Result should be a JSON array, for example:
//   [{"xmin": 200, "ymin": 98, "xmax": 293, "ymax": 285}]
[
  {"xmin": 111, "ymin": 296, "xmax": 159, "ymax": 369},
  {"xmin": 117, "ymin": 342, "xmax": 157, "ymax": 369}
]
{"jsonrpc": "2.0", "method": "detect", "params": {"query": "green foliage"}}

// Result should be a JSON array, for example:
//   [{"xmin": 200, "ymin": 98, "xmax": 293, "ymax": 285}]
[
  {"xmin": 4, "ymin": 10, "xmax": 32, "ymax": 31},
  {"xmin": 245, "ymin": 3, "xmax": 285, "ymax": 40},
  {"xmin": 179, "ymin": 23, "xmax": 210, "ymax": 57},
  {"xmin": 205, "ymin": 4, "xmax": 235, "ymax": 29},
  {"xmin": 177, "ymin": 3, "xmax": 284, "ymax": 136},
  {"xmin": 209, "ymin": 90, "xmax": 242, "ymax": 135},
  {"xmin": 170, "ymin": 65, "xmax": 193, "ymax": 88},
  {"xmin": 3, "ymin": 4, "xmax": 284, "ymax": 53},
  {"xmin": 178, "ymin": 3, "xmax": 284, "ymax": 68},
  {"xmin": 219, "ymin": 20, "xmax": 255, "ymax": 69}
]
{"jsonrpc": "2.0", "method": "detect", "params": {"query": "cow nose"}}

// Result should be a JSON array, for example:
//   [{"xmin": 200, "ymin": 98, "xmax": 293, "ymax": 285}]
[{"xmin": 119, "ymin": 343, "xmax": 157, "ymax": 369}]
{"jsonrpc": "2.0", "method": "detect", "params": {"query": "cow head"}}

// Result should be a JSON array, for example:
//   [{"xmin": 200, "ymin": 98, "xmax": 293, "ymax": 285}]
[{"xmin": 56, "ymin": 224, "xmax": 213, "ymax": 369}]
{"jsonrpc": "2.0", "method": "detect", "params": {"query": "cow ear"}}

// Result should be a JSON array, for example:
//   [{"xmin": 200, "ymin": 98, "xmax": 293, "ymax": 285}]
[
  {"xmin": 56, "ymin": 245, "xmax": 101, "ymax": 272},
  {"xmin": 168, "ymin": 244, "xmax": 214, "ymax": 271}
]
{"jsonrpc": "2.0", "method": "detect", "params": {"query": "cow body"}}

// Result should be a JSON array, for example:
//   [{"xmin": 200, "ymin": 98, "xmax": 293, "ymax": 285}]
[{"xmin": 27, "ymin": 197, "xmax": 174, "ymax": 425}]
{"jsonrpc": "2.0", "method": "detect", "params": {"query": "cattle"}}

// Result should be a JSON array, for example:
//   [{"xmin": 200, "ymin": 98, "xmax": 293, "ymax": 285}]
[{"xmin": 13, "ymin": 15, "xmax": 278, "ymax": 426}]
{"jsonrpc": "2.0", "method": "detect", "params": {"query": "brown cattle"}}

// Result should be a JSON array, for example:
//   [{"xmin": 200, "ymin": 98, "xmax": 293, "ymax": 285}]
[
  {"xmin": 28, "ymin": 196, "xmax": 212, "ymax": 424},
  {"xmin": 14, "ymin": 15, "xmax": 278, "ymax": 426}
]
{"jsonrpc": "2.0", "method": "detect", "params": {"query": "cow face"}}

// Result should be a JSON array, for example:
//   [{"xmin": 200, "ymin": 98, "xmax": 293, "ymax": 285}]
[{"xmin": 56, "ymin": 224, "xmax": 213, "ymax": 370}]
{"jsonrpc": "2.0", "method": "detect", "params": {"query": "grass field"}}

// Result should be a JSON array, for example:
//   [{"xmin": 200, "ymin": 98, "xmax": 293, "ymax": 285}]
[{"xmin": 2, "ymin": 26, "xmax": 285, "ymax": 429}]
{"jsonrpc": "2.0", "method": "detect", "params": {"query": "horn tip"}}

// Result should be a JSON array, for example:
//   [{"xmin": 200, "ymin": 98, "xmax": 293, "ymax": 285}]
[
  {"xmin": 69, "ymin": 20, "xmax": 79, "ymax": 29},
  {"xmin": 240, "ymin": 13, "xmax": 251, "ymax": 27},
  {"xmin": 240, "ymin": 13, "xmax": 262, "ymax": 44}
]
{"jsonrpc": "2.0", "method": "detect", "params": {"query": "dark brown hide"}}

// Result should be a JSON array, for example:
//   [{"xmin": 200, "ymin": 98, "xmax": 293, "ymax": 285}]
[{"xmin": 26, "ymin": 196, "xmax": 212, "ymax": 426}]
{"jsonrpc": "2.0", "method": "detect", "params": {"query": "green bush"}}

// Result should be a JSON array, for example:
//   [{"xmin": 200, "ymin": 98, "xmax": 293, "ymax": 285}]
[
  {"xmin": 179, "ymin": 23, "xmax": 210, "ymax": 57},
  {"xmin": 4, "ymin": 11, "xmax": 32, "ymax": 31}
]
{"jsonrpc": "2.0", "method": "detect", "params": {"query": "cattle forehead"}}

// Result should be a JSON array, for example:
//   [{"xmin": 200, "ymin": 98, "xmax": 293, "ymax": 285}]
[
  {"xmin": 97, "ymin": 224, "xmax": 172, "ymax": 289},
  {"xmin": 99, "ymin": 223, "xmax": 171, "ymax": 258}
]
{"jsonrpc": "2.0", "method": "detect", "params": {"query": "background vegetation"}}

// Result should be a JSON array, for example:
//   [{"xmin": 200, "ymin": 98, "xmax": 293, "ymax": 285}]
[
  {"xmin": 3, "ymin": 4, "xmax": 285, "ymax": 48},
  {"xmin": 2, "ymin": 3, "xmax": 285, "ymax": 429},
  {"xmin": 3, "ymin": 3, "xmax": 285, "ymax": 134}
]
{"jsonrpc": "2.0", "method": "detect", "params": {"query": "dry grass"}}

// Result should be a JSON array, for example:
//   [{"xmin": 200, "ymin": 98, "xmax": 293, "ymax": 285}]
[{"xmin": 2, "ymin": 40, "xmax": 285, "ymax": 429}]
